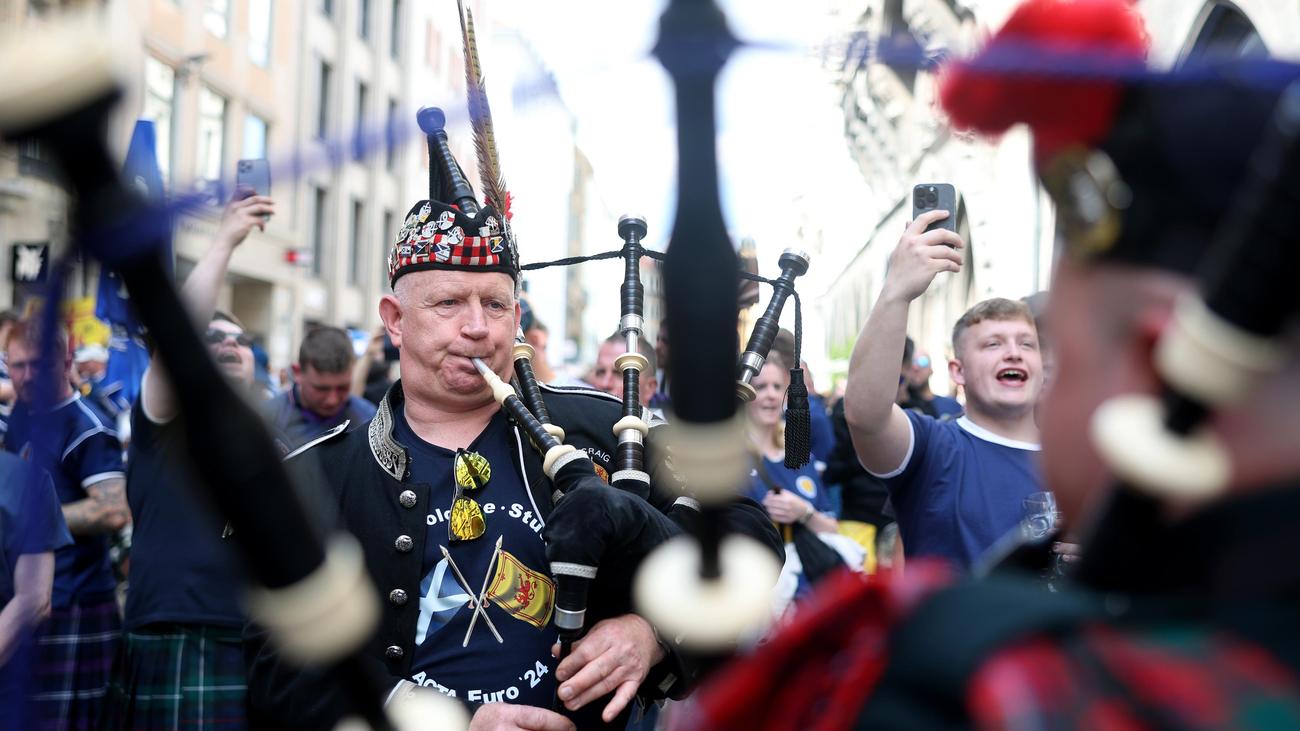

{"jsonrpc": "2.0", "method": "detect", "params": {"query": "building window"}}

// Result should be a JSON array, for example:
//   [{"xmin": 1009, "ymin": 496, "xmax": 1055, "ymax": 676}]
[
  {"xmin": 203, "ymin": 0, "xmax": 229, "ymax": 38},
  {"xmin": 318, "ymin": 60, "xmax": 332, "ymax": 139},
  {"xmin": 249, "ymin": 0, "xmax": 273, "ymax": 66},
  {"xmin": 312, "ymin": 186, "xmax": 329, "ymax": 276},
  {"xmin": 390, "ymin": 0, "xmax": 402, "ymax": 59},
  {"xmin": 242, "ymin": 114, "xmax": 269, "ymax": 159},
  {"xmin": 349, "ymin": 199, "xmax": 365, "ymax": 285},
  {"xmin": 355, "ymin": 80, "xmax": 369, "ymax": 158},
  {"xmin": 141, "ymin": 57, "xmax": 176, "ymax": 184},
  {"xmin": 196, "ymin": 87, "xmax": 227, "ymax": 185},
  {"xmin": 321, "ymin": 0, "xmax": 334, "ymax": 17},
  {"xmin": 386, "ymin": 98, "xmax": 398, "ymax": 171},
  {"xmin": 358, "ymin": 0, "xmax": 371, "ymax": 40},
  {"xmin": 381, "ymin": 209, "xmax": 394, "ymax": 288}
]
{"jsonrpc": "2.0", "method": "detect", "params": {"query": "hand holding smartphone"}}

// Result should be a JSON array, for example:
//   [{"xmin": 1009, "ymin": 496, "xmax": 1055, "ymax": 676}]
[
  {"xmin": 912, "ymin": 183, "xmax": 957, "ymax": 235},
  {"xmin": 236, "ymin": 158, "xmax": 271, "ymax": 221}
]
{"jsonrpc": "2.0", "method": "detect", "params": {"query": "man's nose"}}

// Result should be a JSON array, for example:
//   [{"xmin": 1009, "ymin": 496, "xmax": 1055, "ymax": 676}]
[{"xmin": 462, "ymin": 303, "xmax": 490, "ymax": 337}]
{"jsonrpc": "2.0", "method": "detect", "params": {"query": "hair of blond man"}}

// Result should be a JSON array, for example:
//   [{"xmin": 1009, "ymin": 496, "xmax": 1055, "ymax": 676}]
[{"xmin": 951, "ymin": 297, "xmax": 1036, "ymax": 356}]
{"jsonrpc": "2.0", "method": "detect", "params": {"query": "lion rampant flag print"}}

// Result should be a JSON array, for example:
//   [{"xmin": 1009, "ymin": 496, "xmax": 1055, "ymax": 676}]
[{"xmin": 485, "ymin": 550, "xmax": 554, "ymax": 628}]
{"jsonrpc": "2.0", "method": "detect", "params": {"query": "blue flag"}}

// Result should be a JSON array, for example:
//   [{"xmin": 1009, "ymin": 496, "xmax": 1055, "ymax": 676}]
[{"xmin": 94, "ymin": 120, "xmax": 168, "ymax": 414}]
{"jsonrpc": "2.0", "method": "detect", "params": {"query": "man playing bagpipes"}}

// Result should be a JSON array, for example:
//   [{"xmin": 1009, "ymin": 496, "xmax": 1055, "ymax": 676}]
[{"xmin": 243, "ymin": 5, "xmax": 780, "ymax": 730}]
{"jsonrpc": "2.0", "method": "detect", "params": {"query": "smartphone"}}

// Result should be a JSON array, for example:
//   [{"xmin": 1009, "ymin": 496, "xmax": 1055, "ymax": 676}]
[
  {"xmin": 912, "ymin": 183, "xmax": 957, "ymax": 234},
  {"xmin": 236, "ymin": 158, "xmax": 271, "ymax": 219}
]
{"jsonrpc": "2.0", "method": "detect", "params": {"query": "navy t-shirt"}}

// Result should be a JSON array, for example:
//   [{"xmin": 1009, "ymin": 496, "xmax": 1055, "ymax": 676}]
[
  {"xmin": 5, "ymin": 395, "xmax": 124, "ymax": 607},
  {"xmin": 747, "ymin": 456, "xmax": 836, "ymax": 597},
  {"xmin": 931, "ymin": 395, "xmax": 964, "ymax": 418},
  {"xmin": 123, "ymin": 400, "xmax": 248, "ymax": 630},
  {"xmin": 393, "ymin": 407, "xmax": 557, "ymax": 707},
  {"xmin": 0, "ymin": 452, "xmax": 73, "ymax": 603},
  {"xmin": 873, "ymin": 412, "xmax": 1041, "ymax": 568}
]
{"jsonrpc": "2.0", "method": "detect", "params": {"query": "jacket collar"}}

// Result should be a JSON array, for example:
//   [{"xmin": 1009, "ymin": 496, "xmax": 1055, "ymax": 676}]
[{"xmin": 368, "ymin": 380, "xmax": 409, "ymax": 481}]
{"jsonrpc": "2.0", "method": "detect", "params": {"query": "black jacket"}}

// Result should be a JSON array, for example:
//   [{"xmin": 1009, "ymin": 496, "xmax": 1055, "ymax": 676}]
[{"xmin": 245, "ymin": 380, "xmax": 782, "ymax": 729}]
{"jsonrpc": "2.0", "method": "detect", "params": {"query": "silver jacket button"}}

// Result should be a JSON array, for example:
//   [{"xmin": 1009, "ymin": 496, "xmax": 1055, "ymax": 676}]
[
  {"xmin": 399, "ymin": 490, "xmax": 418, "ymax": 508},
  {"xmin": 395, "ymin": 535, "xmax": 414, "ymax": 553},
  {"xmin": 389, "ymin": 589, "xmax": 408, "ymax": 606},
  {"xmin": 385, "ymin": 645, "xmax": 404, "ymax": 659}
]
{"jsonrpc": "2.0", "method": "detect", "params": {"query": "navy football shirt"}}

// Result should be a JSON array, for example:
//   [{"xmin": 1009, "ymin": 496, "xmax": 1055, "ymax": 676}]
[
  {"xmin": 392, "ymin": 407, "xmax": 557, "ymax": 707},
  {"xmin": 5, "ymin": 394, "xmax": 124, "ymax": 607}
]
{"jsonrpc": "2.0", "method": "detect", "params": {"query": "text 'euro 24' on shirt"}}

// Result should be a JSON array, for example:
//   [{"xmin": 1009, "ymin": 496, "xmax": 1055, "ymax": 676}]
[
  {"xmin": 391, "ymin": 405, "xmax": 557, "ymax": 707},
  {"xmin": 123, "ymin": 399, "xmax": 248, "ymax": 630},
  {"xmin": 4, "ymin": 393, "xmax": 124, "ymax": 607},
  {"xmin": 871, "ymin": 411, "xmax": 1042, "ymax": 569}
]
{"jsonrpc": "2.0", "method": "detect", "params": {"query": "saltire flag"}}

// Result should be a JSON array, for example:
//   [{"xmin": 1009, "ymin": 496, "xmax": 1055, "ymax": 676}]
[
  {"xmin": 485, "ymin": 550, "xmax": 554, "ymax": 628},
  {"xmin": 95, "ymin": 120, "xmax": 167, "ymax": 412}
]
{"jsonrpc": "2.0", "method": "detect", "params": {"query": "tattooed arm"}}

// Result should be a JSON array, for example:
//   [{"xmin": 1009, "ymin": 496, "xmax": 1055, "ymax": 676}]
[{"xmin": 62, "ymin": 477, "xmax": 129, "ymax": 535}]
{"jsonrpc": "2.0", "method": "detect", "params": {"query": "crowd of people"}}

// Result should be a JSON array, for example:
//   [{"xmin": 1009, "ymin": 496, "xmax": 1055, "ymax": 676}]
[
  {"xmin": 6, "ymin": 0, "xmax": 1300, "ymax": 729},
  {"xmin": 0, "ymin": 175, "xmax": 1033, "ymax": 731}
]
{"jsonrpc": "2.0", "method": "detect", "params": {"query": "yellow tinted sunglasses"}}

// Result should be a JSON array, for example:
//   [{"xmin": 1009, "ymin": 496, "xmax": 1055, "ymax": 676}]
[{"xmin": 450, "ymin": 449, "xmax": 490, "ymax": 543}]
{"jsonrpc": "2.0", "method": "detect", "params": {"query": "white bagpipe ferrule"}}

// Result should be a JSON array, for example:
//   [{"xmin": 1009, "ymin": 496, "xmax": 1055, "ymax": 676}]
[
  {"xmin": 1157, "ymin": 295, "xmax": 1287, "ymax": 407},
  {"xmin": 611, "ymin": 469, "xmax": 651, "ymax": 486},
  {"xmin": 0, "ymin": 14, "xmax": 125, "ymax": 133},
  {"xmin": 543, "ymin": 423, "xmax": 566, "ymax": 442},
  {"xmin": 663, "ymin": 415, "xmax": 751, "ymax": 502},
  {"xmin": 512, "ymin": 341, "xmax": 536, "ymax": 362},
  {"xmin": 672, "ymin": 496, "xmax": 702, "ymax": 512},
  {"xmin": 634, "ymin": 534, "xmax": 781, "ymax": 651},
  {"xmin": 1090, "ymin": 393, "xmax": 1231, "ymax": 500},
  {"xmin": 615, "ymin": 351, "xmax": 650, "ymax": 374},
  {"xmin": 734, "ymin": 381, "xmax": 757, "ymax": 403},
  {"xmin": 543, "ymin": 444, "xmax": 584, "ymax": 480},
  {"xmin": 612, "ymin": 415, "xmax": 650, "ymax": 439},
  {"xmin": 334, "ymin": 680, "xmax": 469, "ymax": 731},
  {"xmin": 244, "ymin": 534, "xmax": 380, "ymax": 666}
]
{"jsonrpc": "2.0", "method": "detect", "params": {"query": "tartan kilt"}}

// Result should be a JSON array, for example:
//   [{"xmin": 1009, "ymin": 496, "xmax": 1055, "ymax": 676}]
[
  {"xmin": 102, "ymin": 624, "xmax": 248, "ymax": 731},
  {"xmin": 31, "ymin": 594, "xmax": 122, "ymax": 731}
]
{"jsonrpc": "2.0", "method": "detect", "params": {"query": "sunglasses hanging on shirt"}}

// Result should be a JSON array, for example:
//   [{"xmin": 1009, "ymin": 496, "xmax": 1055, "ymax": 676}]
[{"xmin": 450, "ymin": 449, "xmax": 490, "ymax": 543}]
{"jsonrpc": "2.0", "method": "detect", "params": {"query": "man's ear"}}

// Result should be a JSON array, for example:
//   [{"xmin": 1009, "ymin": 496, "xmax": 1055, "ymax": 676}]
[
  {"xmin": 949, "ymin": 356, "xmax": 966, "ymax": 387},
  {"xmin": 379, "ymin": 295, "xmax": 403, "ymax": 349},
  {"xmin": 291, "ymin": 363, "xmax": 303, "ymax": 380}
]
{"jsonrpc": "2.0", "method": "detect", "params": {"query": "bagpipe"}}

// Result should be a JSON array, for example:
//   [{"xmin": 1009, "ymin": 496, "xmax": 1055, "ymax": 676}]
[{"xmin": 426, "ymin": 0, "xmax": 813, "ymax": 679}]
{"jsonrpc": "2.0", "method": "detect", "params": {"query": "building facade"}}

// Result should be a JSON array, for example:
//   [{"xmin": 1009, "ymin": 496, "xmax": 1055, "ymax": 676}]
[
  {"xmin": 0, "ymin": 0, "xmax": 440, "ymax": 375},
  {"xmin": 822, "ymin": 0, "xmax": 1300, "ymax": 394}
]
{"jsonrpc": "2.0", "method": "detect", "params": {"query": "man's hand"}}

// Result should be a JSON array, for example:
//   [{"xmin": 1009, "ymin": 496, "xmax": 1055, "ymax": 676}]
[
  {"xmin": 468, "ymin": 703, "xmax": 574, "ymax": 731},
  {"xmin": 881, "ymin": 210, "xmax": 964, "ymax": 303},
  {"xmin": 552, "ymin": 613, "xmax": 666, "ymax": 723},
  {"xmin": 761, "ymin": 490, "xmax": 812, "ymax": 525},
  {"xmin": 214, "ymin": 191, "xmax": 275, "ymax": 250}
]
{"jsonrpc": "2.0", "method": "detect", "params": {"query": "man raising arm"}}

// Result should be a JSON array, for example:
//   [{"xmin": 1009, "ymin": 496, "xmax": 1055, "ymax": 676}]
[
  {"xmin": 844, "ymin": 211, "xmax": 964, "ymax": 474},
  {"xmin": 844, "ymin": 209, "xmax": 1045, "ymax": 568}
]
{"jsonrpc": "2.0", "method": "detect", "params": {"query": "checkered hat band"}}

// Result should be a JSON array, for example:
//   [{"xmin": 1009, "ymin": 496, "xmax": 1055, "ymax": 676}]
[{"xmin": 388, "ymin": 233, "xmax": 504, "ymax": 282}]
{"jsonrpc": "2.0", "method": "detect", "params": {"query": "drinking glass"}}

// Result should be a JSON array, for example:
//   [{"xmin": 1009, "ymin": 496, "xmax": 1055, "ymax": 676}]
[{"xmin": 1021, "ymin": 491, "xmax": 1061, "ymax": 540}]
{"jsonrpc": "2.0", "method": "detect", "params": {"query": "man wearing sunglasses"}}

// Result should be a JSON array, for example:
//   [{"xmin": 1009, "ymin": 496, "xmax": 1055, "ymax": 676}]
[{"xmin": 101, "ymin": 191, "xmax": 276, "ymax": 729}]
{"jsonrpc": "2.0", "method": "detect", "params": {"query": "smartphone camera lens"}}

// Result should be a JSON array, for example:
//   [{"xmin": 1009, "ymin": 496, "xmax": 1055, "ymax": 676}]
[{"xmin": 926, "ymin": 190, "xmax": 938, "ymax": 204}]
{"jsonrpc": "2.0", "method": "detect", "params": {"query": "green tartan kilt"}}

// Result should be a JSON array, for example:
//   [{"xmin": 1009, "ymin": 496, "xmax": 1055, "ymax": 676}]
[{"xmin": 101, "ymin": 625, "xmax": 248, "ymax": 731}]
